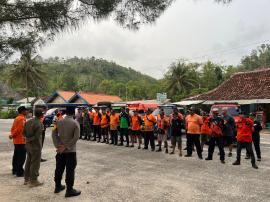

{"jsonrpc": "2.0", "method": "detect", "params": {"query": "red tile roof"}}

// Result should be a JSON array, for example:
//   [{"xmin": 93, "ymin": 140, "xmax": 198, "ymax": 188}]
[
  {"xmin": 79, "ymin": 92, "xmax": 122, "ymax": 105},
  {"xmin": 188, "ymin": 68, "xmax": 270, "ymax": 101},
  {"xmin": 58, "ymin": 91, "xmax": 76, "ymax": 101}
]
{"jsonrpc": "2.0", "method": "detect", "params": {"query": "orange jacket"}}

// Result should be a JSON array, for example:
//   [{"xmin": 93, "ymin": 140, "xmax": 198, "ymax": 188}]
[
  {"xmin": 144, "ymin": 114, "xmax": 156, "ymax": 131},
  {"xmin": 157, "ymin": 116, "xmax": 169, "ymax": 130},
  {"xmin": 201, "ymin": 117, "xmax": 212, "ymax": 135},
  {"xmin": 93, "ymin": 112, "xmax": 101, "ymax": 125},
  {"xmin": 131, "ymin": 115, "xmax": 141, "ymax": 131},
  {"xmin": 10, "ymin": 114, "xmax": 26, "ymax": 144},
  {"xmin": 236, "ymin": 118, "xmax": 254, "ymax": 142},
  {"xmin": 110, "ymin": 114, "xmax": 119, "ymax": 130},
  {"xmin": 100, "ymin": 114, "xmax": 110, "ymax": 128}
]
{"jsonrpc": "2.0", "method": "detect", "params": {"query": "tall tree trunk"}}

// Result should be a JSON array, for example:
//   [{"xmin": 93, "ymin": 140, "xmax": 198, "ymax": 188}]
[{"xmin": 25, "ymin": 67, "xmax": 29, "ymax": 103}]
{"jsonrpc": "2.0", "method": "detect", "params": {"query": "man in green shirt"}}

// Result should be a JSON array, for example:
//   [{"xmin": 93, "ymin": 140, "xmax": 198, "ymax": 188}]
[{"xmin": 119, "ymin": 107, "xmax": 130, "ymax": 147}]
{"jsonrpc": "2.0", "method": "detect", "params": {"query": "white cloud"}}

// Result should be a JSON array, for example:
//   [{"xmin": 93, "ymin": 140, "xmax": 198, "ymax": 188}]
[{"xmin": 40, "ymin": 0, "xmax": 270, "ymax": 79}]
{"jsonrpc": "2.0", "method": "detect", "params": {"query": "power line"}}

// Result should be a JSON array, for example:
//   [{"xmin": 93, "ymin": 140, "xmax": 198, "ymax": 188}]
[{"xmin": 189, "ymin": 39, "xmax": 270, "ymax": 62}]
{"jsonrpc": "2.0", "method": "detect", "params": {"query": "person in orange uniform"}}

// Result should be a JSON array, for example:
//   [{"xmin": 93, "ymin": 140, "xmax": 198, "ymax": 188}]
[
  {"xmin": 200, "ymin": 112, "xmax": 212, "ymax": 151},
  {"xmin": 9, "ymin": 106, "xmax": 28, "ymax": 177},
  {"xmin": 205, "ymin": 108, "xmax": 225, "ymax": 164},
  {"xmin": 143, "ymin": 109, "xmax": 157, "ymax": 151},
  {"xmin": 100, "ymin": 108, "xmax": 110, "ymax": 143},
  {"xmin": 130, "ymin": 110, "xmax": 142, "ymax": 148},
  {"xmin": 92, "ymin": 107, "xmax": 101, "ymax": 142},
  {"xmin": 110, "ymin": 110, "xmax": 119, "ymax": 145},
  {"xmin": 233, "ymin": 113, "xmax": 258, "ymax": 169},
  {"xmin": 156, "ymin": 111, "xmax": 169, "ymax": 153},
  {"xmin": 185, "ymin": 107, "xmax": 203, "ymax": 159}
]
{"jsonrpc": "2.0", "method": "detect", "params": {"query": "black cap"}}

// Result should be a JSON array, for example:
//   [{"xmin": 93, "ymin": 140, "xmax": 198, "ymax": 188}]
[{"xmin": 18, "ymin": 106, "xmax": 28, "ymax": 114}]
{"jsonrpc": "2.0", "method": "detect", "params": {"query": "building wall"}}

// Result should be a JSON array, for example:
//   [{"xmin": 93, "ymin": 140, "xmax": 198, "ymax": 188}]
[
  {"xmin": 50, "ymin": 96, "xmax": 66, "ymax": 104},
  {"xmin": 73, "ymin": 97, "xmax": 87, "ymax": 104}
]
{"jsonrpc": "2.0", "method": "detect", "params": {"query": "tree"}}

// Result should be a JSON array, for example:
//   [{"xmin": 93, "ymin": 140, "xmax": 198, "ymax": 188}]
[
  {"xmin": 0, "ymin": 0, "xmax": 174, "ymax": 60},
  {"xmin": 224, "ymin": 65, "xmax": 238, "ymax": 80},
  {"xmin": 7, "ymin": 50, "xmax": 47, "ymax": 100},
  {"xmin": 60, "ymin": 72, "xmax": 79, "ymax": 91},
  {"xmin": 165, "ymin": 61, "xmax": 197, "ymax": 99},
  {"xmin": 240, "ymin": 44, "xmax": 270, "ymax": 71},
  {"xmin": 201, "ymin": 61, "xmax": 224, "ymax": 90}
]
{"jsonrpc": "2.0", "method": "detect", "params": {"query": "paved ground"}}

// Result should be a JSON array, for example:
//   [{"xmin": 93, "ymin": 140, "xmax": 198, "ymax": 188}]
[{"xmin": 0, "ymin": 119, "xmax": 270, "ymax": 202}]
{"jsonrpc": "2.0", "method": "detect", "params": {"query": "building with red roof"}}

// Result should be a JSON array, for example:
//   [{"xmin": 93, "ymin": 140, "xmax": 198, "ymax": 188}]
[
  {"xmin": 69, "ymin": 91, "xmax": 122, "ymax": 105},
  {"xmin": 184, "ymin": 68, "xmax": 270, "ymax": 124},
  {"xmin": 187, "ymin": 68, "xmax": 270, "ymax": 102},
  {"xmin": 46, "ymin": 91, "xmax": 76, "ymax": 104}
]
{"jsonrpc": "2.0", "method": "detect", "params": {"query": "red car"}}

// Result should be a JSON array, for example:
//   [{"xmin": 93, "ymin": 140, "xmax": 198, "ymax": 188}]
[{"xmin": 210, "ymin": 103, "xmax": 241, "ymax": 123}]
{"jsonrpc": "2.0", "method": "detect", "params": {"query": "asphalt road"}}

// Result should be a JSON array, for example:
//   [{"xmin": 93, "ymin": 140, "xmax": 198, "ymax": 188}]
[{"xmin": 0, "ymin": 119, "xmax": 270, "ymax": 202}]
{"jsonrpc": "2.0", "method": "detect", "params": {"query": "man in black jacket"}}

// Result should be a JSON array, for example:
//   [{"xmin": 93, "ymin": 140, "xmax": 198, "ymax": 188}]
[
  {"xmin": 246, "ymin": 113, "xmax": 262, "ymax": 161},
  {"xmin": 169, "ymin": 112, "xmax": 184, "ymax": 156}
]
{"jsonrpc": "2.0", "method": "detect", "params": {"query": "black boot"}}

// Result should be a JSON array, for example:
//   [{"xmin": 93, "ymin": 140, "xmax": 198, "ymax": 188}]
[
  {"xmin": 232, "ymin": 160, "xmax": 240, "ymax": 165},
  {"xmin": 156, "ymin": 145, "xmax": 162, "ymax": 152},
  {"xmin": 252, "ymin": 164, "xmax": 258, "ymax": 169},
  {"xmin": 65, "ymin": 188, "xmax": 81, "ymax": 198},
  {"xmin": 54, "ymin": 185, "xmax": 66, "ymax": 193}
]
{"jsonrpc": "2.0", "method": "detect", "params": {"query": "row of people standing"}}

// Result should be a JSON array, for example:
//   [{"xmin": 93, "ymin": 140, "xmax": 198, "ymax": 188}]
[
  {"xmin": 200, "ymin": 107, "xmax": 261, "ymax": 169},
  {"xmin": 77, "ymin": 107, "xmax": 158, "ymax": 150},
  {"xmin": 77, "ymin": 106, "xmax": 262, "ymax": 169}
]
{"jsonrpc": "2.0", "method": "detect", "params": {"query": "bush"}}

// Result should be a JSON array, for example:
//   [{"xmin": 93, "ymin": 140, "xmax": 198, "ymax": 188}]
[{"xmin": 0, "ymin": 110, "xmax": 18, "ymax": 119}]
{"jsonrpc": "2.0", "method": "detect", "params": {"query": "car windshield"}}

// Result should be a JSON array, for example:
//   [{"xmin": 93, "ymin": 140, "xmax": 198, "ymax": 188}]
[
  {"xmin": 211, "ymin": 106, "xmax": 240, "ymax": 117},
  {"xmin": 152, "ymin": 108, "xmax": 174, "ymax": 116}
]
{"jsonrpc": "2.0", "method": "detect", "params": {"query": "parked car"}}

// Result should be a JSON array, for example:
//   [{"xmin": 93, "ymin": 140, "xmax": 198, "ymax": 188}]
[
  {"xmin": 210, "ymin": 103, "xmax": 241, "ymax": 122},
  {"xmin": 44, "ymin": 108, "xmax": 58, "ymax": 127}
]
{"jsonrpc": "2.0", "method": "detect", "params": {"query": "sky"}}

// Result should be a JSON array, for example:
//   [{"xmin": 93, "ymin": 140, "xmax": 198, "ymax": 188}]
[{"xmin": 39, "ymin": 0, "xmax": 270, "ymax": 79}]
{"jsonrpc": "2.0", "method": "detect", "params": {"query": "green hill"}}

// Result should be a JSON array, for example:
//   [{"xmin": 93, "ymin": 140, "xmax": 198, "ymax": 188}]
[{"xmin": 41, "ymin": 57, "xmax": 159, "ymax": 100}]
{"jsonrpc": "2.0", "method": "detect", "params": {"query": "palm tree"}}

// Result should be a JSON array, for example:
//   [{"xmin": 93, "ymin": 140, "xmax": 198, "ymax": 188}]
[
  {"xmin": 7, "ymin": 50, "xmax": 47, "ymax": 101},
  {"xmin": 165, "ymin": 62, "xmax": 196, "ymax": 96}
]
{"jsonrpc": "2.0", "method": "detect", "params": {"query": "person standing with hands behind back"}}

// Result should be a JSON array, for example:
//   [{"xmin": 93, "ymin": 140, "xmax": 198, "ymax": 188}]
[{"xmin": 52, "ymin": 106, "xmax": 81, "ymax": 197}]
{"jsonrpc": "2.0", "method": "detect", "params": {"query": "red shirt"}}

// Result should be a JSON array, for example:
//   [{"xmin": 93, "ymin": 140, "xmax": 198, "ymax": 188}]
[{"xmin": 236, "ymin": 118, "xmax": 254, "ymax": 142}]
